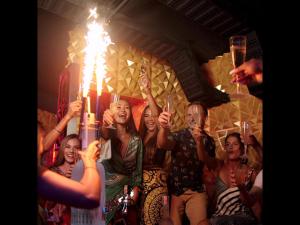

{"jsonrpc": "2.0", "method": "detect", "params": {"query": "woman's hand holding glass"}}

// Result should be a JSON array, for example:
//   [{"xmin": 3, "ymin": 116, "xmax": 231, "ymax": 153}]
[
  {"xmin": 102, "ymin": 109, "xmax": 115, "ymax": 129},
  {"xmin": 78, "ymin": 140, "xmax": 100, "ymax": 168},
  {"xmin": 158, "ymin": 111, "xmax": 172, "ymax": 129},
  {"xmin": 66, "ymin": 99, "xmax": 82, "ymax": 120},
  {"xmin": 164, "ymin": 94, "xmax": 175, "ymax": 128},
  {"xmin": 138, "ymin": 65, "xmax": 150, "ymax": 93},
  {"xmin": 103, "ymin": 94, "xmax": 120, "ymax": 129}
]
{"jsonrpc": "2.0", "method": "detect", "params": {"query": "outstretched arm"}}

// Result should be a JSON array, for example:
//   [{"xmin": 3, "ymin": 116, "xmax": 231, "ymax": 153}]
[
  {"xmin": 140, "ymin": 67, "xmax": 161, "ymax": 117},
  {"xmin": 38, "ymin": 141, "xmax": 101, "ymax": 209},
  {"xmin": 43, "ymin": 100, "xmax": 82, "ymax": 150}
]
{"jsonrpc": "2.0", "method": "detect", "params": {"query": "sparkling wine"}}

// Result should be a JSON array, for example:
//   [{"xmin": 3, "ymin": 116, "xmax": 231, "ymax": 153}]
[{"xmin": 230, "ymin": 46, "xmax": 246, "ymax": 68}]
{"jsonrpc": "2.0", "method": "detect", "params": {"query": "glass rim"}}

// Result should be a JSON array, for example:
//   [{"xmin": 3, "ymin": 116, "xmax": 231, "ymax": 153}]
[
  {"xmin": 229, "ymin": 35, "xmax": 247, "ymax": 39},
  {"xmin": 229, "ymin": 35, "xmax": 247, "ymax": 43}
]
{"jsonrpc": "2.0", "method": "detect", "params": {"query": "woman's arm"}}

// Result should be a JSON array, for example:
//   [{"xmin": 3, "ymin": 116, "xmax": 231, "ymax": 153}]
[
  {"xmin": 43, "ymin": 100, "xmax": 82, "ymax": 150},
  {"xmin": 38, "ymin": 141, "xmax": 101, "ymax": 209},
  {"xmin": 141, "ymin": 69, "xmax": 161, "ymax": 117}
]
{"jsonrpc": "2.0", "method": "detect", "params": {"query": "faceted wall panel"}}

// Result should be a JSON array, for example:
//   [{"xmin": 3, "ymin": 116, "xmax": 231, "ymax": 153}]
[
  {"xmin": 67, "ymin": 26, "xmax": 189, "ymax": 131},
  {"xmin": 206, "ymin": 53, "xmax": 262, "ymax": 169}
]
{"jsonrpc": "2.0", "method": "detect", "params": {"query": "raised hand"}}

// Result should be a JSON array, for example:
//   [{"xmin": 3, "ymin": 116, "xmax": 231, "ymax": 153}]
[
  {"xmin": 78, "ymin": 140, "xmax": 100, "ymax": 167},
  {"xmin": 158, "ymin": 111, "xmax": 172, "ymax": 129},
  {"xmin": 102, "ymin": 109, "xmax": 114, "ymax": 127},
  {"xmin": 66, "ymin": 100, "xmax": 82, "ymax": 119},
  {"xmin": 230, "ymin": 58, "xmax": 263, "ymax": 85},
  {"xmin": 191, "ymin": 125, "xmax": 204, "ymax": 143}
]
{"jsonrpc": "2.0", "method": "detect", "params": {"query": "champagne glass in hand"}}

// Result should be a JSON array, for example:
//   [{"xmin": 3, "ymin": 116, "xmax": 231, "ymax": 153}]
[
  {"xmin": 230, "ymin": 35, "xmax": 247, "ymax": 96},
  {"xmin": 138, "ymin": 64, "xmax": 150, "ymax": 91},
  {"xmin": 105, "ymin": 93, "xmax": 120, "ymax": 129}
]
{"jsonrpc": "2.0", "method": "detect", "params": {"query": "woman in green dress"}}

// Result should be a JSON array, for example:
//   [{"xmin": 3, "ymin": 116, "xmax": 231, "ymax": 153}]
[{"xmin": 101, "ymin": 99, "xmax": 143, "ymax": 225}]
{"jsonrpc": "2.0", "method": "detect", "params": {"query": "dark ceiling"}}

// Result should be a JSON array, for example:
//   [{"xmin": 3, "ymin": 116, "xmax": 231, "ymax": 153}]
[{"xmin": 38, "ymin": 0, "xmax": 263, "ymax": 112}]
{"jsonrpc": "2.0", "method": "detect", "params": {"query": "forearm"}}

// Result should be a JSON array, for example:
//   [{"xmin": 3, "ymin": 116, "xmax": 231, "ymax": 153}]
[
  {"xmin": 196, "ymin": 140, "xmax": 219, "ymax": 170},
  {"xmin": 79, "ymin": 162, "xmax": 101, "ymax": 203},
  {"xmin": 196, "ymin": 141, "xmax": 205, "ymax": 161},
  {"xmin": 43, "ymin": 114, "xmax": 72, "ymax": 150},
  {"xmin": 38, "ymin": 166, "xmax": 100, "ymax": 208},
  {"xmin": 157, "ymin": 128, "xmax": 171, "ymax": 149},
  {"xmin": 100, "ymin": 126, "xmax": 111, "ymax": 140},
  {"xmin": 238, "ymin": 185, "xmax": 256, "ymax": 207},
  {"xmin": 145, "ymin": 92, "xmax": 161, "ymax": 117}
]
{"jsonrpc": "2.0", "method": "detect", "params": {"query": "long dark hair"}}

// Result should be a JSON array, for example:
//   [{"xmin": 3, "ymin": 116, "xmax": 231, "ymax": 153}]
[
  {"xmin": 53, "ymin": 134, "xmax": 81, "ymax": 167},
  {"xmin": 138, "ymin": 105, "xmax": 159, "ymax": 141},
  {"xmin": 123, "ymin": 99, "xmax": 138, "ymax": 135},
  {"xmin": 111, "ymin": 99, "xmax": 138, "ymax": 152}
]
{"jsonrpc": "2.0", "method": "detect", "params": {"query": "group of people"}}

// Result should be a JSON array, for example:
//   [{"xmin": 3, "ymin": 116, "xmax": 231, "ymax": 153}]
[{"xmin": 38, "ymin": 58, "xmax": 263, "ymax": 225}]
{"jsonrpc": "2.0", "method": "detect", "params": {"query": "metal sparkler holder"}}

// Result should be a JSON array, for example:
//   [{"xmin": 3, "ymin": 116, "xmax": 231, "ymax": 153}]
[{"xmin": 80, "ymin": 112, "xmax": 97, "ymax": 150}]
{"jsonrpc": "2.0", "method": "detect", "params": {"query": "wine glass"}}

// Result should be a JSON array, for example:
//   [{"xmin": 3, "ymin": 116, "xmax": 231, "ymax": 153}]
[
  {"xmin": 138, "ymin": 63, "xmax": 150, "ymax": 90},
  {"xmin": 229, "ymin": 35, "xmax": 247, "ymax": 98},
  {"xmin": 191, "ymin": 105, "xmax": 203, "ymax": 128},
  {"xmin": 240, "ymin": 121, "xmax": 250, "ymax": 163},
  {"xmin": 165, "ymin": 94, "xmax": 175, "ymax": 128},
  {"xmin": 105, "ymin": 93, "xmax": 120, "ymax": 129}
]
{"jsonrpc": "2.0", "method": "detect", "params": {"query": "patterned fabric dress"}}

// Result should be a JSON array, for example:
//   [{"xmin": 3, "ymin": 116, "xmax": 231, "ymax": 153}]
[
  {"xmin": 140, "ymin": 137, "xmax": 168, "ymax": 225},
  {"xmin": 102, "ymin": 135, "xmax": 143, "ymax": 224}
]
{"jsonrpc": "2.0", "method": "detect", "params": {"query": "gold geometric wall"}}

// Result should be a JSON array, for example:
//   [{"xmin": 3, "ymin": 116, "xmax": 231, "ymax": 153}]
[
  {"xmin": 66, "ymin": 26, "xmax": 262, "ymax": 169},
  {"xmin": 205, "ymin": 53, "xmax": 263, "ymax": 170},
  {"xmin": 67, "ymin": 25, "xmax": 189, "ymax": 131}
]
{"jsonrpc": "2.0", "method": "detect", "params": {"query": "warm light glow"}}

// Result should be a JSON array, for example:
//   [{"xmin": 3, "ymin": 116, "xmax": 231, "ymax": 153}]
[
  {"xmin": 82, "ymin": 7, "xmax": 112, "ymax": 98},
  {"xmin": 95, "ymin": 25, "xmax": 111, "ymax": 96}
]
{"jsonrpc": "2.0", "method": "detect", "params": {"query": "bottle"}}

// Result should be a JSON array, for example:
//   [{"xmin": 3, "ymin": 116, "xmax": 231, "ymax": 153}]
[
  {"xmin": 159, "ymin": 195, "xmax": 174, "ymax": 225},
  {"xmin": 121, "ymin": 185, "xmax": 129, "ymax": 215}
]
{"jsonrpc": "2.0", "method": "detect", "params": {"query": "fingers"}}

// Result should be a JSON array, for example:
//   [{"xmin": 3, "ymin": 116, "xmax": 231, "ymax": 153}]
[
  {"xmin": 158, "ymin": 112, "xmax": 171, "ymax": 128},
  {"xmin": 103, "ymin": 110, "xmax": 114, "ymax": 126},
  {"xmin": 67, "ymin": 100, "xmax": 82, "ymax": 117}
]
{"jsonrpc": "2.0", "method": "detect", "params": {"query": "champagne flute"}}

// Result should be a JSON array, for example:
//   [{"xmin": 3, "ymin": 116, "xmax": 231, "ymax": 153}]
[
  {"xmin": 138, "ymin": 63, "xmax": 150, "ymax": 90},
  {"xmin": 192, "ymin": 105, "xmax": 203, "ymax": 128},
  {"xmin": 240, "ymin": 121, "xmax": 250, "ymax": 163},
  {"xmin": 230, "ymin": 35, "xmax": 247, "ymax": 96},
  {"xmin": 105, "ymin": 93, "xmax": 120, "ymax": 129},
  {"xmin": 165, "ymin": 94, "xmax": 175, "ymax": 128}
]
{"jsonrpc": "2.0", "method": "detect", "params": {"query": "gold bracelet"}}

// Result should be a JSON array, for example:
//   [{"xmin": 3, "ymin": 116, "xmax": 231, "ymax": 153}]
[
  {"xmin": 85, "ymin": 166, "xmax": 97, "ymax": 170},
  {"xmin": 54, "ymin": 127, "xmax": 62, "ymax": 134}
]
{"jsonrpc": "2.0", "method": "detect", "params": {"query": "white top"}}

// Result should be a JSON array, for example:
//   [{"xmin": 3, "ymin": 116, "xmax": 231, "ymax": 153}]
[
  {"xmin": 70, "ymin": 160, "xmax": 106, "ymax": 225},
  {"xmin": 254, "ymin": 169, "xmax": 263, "ymax": 189}
]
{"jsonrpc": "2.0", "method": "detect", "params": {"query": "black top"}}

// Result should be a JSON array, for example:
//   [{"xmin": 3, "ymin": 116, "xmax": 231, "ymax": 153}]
[{"xmin": 168, "ymin": 128, "xmax": 216, "ymax": 196}]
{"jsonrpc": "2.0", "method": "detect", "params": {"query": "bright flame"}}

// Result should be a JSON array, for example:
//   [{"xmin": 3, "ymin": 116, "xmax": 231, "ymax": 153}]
[
  {"xmin": 95, "ymin": 25, "xmax": 111, "ymax": 96},
  {"xmin": 82, "ymin": 7, "xmax": 112, "ymax": 98}
]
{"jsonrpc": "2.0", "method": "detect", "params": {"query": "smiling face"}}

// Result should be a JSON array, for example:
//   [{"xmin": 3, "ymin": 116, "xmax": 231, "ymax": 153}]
[
  {"xmin": 225, "ymin": 135, "xmax": 243, "ymax": 160},
  {"xmin": 143, "ymin": 107, "xmax": 157, "ymax": 132},
  {"xmin": 63, "ymin": 138, "xmax": 81, "ymax": 164},
  {"xmin": 186, "ymin": 104, "xmax": 206, "ymax": 130},
  {"xmin": 113, "ymin": 99, "xmax": 131, "ymax": 125}
]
